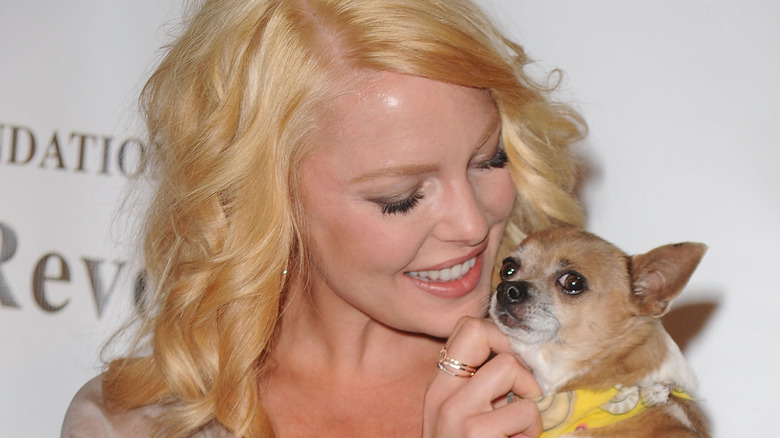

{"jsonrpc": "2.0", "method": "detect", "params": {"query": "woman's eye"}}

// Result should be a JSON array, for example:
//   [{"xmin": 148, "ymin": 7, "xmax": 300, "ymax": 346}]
[
  {"xmin": 488, "ymin": 148, "xmax": 508, "ymax": 168},
  {"xmin": 477, "ymin": 148, "xmax": 508, "ymax": 169},
  {"xmin": 378, "ymin": 192, "xmax": 424, "ymax": 215}
]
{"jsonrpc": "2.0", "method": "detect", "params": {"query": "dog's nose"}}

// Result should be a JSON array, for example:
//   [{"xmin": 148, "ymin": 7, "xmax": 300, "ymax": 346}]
[{"xmin": 496, "ymin": 281, "xmax": 529, "ymax": 305}]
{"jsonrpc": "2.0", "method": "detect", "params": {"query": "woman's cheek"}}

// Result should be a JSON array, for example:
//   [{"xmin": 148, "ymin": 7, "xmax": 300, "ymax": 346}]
[
  {"xmin": 483, "ymin": 171, "xmax": 517, "ymax": 224},
  {"xmin": 349, "ymin": 213, "xmax": 426, "ymax": 271}
]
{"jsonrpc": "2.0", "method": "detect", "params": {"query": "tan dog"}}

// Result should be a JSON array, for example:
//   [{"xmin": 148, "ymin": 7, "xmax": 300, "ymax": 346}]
[{"xmin": 489, "ymin": 228, "xmax": 709, "ymax": 437}]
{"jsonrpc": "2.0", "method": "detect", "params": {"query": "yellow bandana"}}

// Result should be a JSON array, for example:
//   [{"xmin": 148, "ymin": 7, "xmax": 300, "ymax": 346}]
[{"xmin": 509, "ymin": 383, "xmax": 693, "ymax": 437}]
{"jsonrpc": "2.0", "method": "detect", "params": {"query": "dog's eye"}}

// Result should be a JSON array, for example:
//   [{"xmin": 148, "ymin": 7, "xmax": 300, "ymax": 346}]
[
  {"xmin": 500, "ymin": 258, "xmax": 519, "ymax": 280},
  {"xmin": 558, "ymin": 272, "xmax": 587, "ymax": 295}
]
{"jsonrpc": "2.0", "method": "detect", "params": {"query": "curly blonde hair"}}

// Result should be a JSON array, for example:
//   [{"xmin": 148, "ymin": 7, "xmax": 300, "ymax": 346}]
[{"xmin": 104, "ymin": 0, "xmax": 586, "ymax": 436}]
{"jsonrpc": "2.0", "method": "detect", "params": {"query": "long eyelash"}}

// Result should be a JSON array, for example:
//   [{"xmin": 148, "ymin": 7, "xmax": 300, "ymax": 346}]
[
  {"xmin": 380, "ymin": 192, "xmax": 424, "ymax": 215},
  {"xmin": 485, "ymin": 148, "xmax": 508, "ymax": 169}
]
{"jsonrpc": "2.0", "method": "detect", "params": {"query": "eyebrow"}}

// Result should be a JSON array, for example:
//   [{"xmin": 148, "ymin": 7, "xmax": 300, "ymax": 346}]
[
  {"xmin": 351, "ymin": 163, "xmax": 439, "ymax": 182},
  {"xmin": 350, "ymin": 115, "xmax": 501, "ymax": 183}
]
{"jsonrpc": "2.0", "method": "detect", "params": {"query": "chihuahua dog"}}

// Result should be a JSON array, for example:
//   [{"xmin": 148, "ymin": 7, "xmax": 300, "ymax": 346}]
[{"xmin": 489, "ymin": 228, "xmax": 709, "ymax": 437}]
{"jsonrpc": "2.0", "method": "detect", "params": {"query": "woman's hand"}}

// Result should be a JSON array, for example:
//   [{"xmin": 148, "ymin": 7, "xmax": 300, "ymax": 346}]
[{"xmin": 422, "ymin": 316, "xmax": 543, "ymax": 438}]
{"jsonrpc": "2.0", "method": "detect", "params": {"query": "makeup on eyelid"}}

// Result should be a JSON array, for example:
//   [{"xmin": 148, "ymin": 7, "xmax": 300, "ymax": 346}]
[{"xmin": 368, "ymin": 145, "xmax": 508, "ymax": 216}]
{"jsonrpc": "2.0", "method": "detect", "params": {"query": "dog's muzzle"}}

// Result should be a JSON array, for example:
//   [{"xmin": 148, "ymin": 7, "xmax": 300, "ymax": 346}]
[{"xmin": 496, "ymin": 281, "xmax": 530, "ymax": 306}]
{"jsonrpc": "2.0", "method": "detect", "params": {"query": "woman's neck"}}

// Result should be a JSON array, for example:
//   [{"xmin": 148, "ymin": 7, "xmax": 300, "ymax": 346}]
[
  {"xmin": 270, "ymin": 283, "xmax": 442, "ymax": 380},
  {"xmin": 261, "ymin": 283, "xmax": 441, "ymax": 436}
]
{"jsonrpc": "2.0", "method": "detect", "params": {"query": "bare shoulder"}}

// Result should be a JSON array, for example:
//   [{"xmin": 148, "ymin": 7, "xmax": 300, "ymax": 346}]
[
  {"xmin": 61, "ymin": 376, "xmax": 230, "ymax": 438},
  {"xmin": 61, "ymin": 376, "xmax": 164, "ymax": 438}
]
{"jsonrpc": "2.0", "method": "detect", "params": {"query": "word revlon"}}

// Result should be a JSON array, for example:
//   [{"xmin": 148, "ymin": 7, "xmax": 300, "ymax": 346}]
[{"xmin": 0, "ymin": 222, "xmax": 144, "ymax": 317}]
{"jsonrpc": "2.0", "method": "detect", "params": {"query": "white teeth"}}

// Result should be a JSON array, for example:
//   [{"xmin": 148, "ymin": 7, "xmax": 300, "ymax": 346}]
[{"xmin": 407, "ymin": 257, "xmax": 476, "ymax": 282}]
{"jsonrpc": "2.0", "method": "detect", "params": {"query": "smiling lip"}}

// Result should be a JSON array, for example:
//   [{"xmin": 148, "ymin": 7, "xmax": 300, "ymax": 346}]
[{"xmin": 404, "ymin": 245, "xmax": 487, "ymax": 299}]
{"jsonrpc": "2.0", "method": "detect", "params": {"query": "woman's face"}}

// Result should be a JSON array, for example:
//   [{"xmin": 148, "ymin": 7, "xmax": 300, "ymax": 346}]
[{"xmin": 299, "ymin": 72, "xmax": 516, "ymax": 338}]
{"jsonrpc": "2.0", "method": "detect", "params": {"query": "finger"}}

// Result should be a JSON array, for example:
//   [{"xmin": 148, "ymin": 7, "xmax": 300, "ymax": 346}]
[
  {"xmin": 437, "ymin": 352, "xmax": 541, "ymax": 418},
  {"xmin": 439, "ymin": 317, "xmax": 515, "ymax": 376},
  {"xmin": 459, "ymin": 398, "xmax": 542, "ymax": 438},
  {"xmin": 424, "ymin": 317, "xmax": 524, "ymax": 436},
  {"xmin": 426, "ymin": 317, "xmax": 506, "ymax": 405},
  {"xmin": 469, "ymin": 353, "xmax": 542, "ymax": 402},
  {"xmin": 428, "ymin": 316, "xmax": 540, "ymax": 400},
  {"xmin": 429, "ymin": 351, "xmax": 542, "ymax": 436},
  {"xmin": 449, "ymin": 316, "xmax": 514, "ymax": 354},
  {"xmin": 424, "ymin": 316, "xmax": 543, "ymax": 438}
]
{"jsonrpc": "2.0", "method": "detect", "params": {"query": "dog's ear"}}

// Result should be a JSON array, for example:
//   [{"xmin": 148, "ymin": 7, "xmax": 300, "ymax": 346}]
[{"xmin": 630, "ymin": 242, "xmax": 707, "ymax": 317}]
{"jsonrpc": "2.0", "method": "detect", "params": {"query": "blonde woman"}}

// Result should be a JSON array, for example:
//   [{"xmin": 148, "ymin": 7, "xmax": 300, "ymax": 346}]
[{"xmin": 62, "ymin": 0, "xmax": 585, "ymax": 436}]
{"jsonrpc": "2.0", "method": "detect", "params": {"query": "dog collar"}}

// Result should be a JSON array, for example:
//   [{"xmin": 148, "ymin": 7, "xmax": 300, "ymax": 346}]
[{"xmin": 508, "ymin": 382, "xmax": 693, "ymax": 437}]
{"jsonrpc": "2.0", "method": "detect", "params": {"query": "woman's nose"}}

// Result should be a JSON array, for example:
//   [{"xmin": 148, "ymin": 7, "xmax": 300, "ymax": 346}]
[{"xmin": 434, "ymin": 180, "xmax": 490, "ymax": 246}]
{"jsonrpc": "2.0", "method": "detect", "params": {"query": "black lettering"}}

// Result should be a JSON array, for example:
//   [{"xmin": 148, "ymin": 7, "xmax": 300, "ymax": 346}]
[
  {"xmin": 32, "ymin": 253, "xmax": 71, "ymax": 312},
  {"xmin": 100, "ymin": 136, "xmax": 113, "ymax": 175},
  {"xmin": 82, "ymin": 258, "xmax": 126, "ymax": 317},
  {"xmin": 70, "ymin": 132, "xmax": 98, "ymax": 172},
  {"xmin": 39, "ymin": 131, "xmax": 67, "ymax": 169},
  {"xmin": 0, "ymin": 222, "xmax": 20, "ymax": 308},
  {"xmin": 118, "ymin": 138, "xmax": 145, "ymax": 177},
  {"xmin": 9, "ymin": 125, "xmax": 35, "ymax": 165},
  {"xmin": 0, "ymin": 124, "xmax": 5, "ymax": 161}
]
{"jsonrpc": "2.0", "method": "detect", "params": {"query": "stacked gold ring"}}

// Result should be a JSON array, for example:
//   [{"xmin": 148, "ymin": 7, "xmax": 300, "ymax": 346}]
[{"xmin": 437, "ymin": 347, "xmax": 478, "ymax": 378}]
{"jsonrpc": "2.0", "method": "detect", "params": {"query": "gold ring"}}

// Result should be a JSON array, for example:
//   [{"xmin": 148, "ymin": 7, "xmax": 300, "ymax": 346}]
[{"xmin": 437, "ymin": 347, "xmax": 477, "ymax": 377}]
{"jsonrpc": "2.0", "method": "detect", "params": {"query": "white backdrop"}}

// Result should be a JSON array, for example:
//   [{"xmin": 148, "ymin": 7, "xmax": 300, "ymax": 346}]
[
  {"xmin": 1, "ymin": 1, "xmax": 776, "ymax": 436},
  {"xmin": 0, "ymin": 2, "xmax": 178, "ymax": 437}
]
